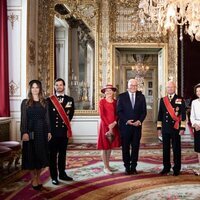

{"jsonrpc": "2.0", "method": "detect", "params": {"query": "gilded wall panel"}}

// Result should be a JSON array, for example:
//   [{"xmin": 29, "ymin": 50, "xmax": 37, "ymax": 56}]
[
  {"xmin": 37, "ymin": 0, "xmax": 54, "ymax": 96},
  {"xmin": 168, "ymin": 30, "xmax": 178, "ymax": 83}
]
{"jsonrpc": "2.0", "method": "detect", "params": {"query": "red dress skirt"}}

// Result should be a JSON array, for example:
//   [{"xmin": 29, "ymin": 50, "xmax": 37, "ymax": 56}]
[{"xmin": 97, "ymin": 98, "xmax": 121, "ymax": 150}]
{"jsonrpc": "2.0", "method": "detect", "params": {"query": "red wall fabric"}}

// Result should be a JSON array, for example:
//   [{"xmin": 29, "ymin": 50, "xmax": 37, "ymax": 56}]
[{"xmin": 0, "ymin": 0, "xmax": 10, "ymax": 117}]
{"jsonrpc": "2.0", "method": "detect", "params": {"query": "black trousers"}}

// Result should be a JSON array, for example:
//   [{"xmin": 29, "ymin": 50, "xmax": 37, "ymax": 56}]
[
  {"xmin": 49, "ymin": 137, "xmax": 68, "ymax": 180},
  {"xmin": 121, "ymin": 126, "xmax": 141, "ymax": 170},
  {"xmin": 162, "ymin": 131, "xmax": 181, "ymax": 172}
]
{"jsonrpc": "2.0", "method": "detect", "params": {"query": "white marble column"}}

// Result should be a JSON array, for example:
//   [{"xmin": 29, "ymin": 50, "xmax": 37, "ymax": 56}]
[
  {"xmin": 55, "ymin": 17, "xmax": 69, "ymax": 93},
  {"xmin": 7, "ymin": 0, "xmax": 27, "ymax": 141}
]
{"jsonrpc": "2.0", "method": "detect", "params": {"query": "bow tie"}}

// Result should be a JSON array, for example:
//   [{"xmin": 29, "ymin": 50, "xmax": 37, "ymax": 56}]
[{"xmin": 57, "ymin": 96, "xmax": 64, "ymax": 99}]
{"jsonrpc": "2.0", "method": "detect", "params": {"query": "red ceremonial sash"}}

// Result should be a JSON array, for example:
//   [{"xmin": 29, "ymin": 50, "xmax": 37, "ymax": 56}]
[
  {"xmin": 50, "ymin": 95, "xmax": 72, "ymax": 137},
  {"xmin": 163, "ymin": 96, "xmax": 181, "ymax": 130}
]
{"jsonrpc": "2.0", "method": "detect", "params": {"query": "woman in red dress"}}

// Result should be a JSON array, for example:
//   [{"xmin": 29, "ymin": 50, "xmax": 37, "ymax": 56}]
[{"xmin": 97, "ymin": 84, "xmax": 120, "ymax": 174}]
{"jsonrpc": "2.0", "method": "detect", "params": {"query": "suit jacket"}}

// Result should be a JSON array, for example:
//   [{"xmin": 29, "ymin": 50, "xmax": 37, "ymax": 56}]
[
  {"xmin": 157, "ymin": 94, "xmax": 186, "ymax": 133},
  {"xmin": 117, "ymin": 91, "xmax": 147, "ymax": 133},
  {"xmin": 48, "ymin": 95, "xmax": 75, "ymax": 137}
]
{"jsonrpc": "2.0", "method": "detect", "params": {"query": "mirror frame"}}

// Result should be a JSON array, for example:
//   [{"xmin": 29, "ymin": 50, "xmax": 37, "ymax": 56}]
[{"xmin": 49, "ymin": 0, "xmax": 100, "ymax": 115}]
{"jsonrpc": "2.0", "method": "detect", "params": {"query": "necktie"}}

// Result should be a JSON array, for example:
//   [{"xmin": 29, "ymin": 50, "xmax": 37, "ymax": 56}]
[
  {"xmin": 131, "ymin": 93, "xmax": 135, "ymax": 109},
  {"xmin": 169, "ymin": 95, "xmax": 172, "ymax": 101}
]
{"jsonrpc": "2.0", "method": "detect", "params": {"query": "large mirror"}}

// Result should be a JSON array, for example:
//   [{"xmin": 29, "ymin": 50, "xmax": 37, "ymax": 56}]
[{"xmin": 52, "ymin": 1, "xmax": 99, "ymax": 114}]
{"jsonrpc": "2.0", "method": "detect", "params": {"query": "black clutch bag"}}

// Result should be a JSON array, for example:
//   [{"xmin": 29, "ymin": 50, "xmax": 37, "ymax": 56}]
[{"xmin": 29, "ymin": 131, "xmax": 34, "ymax": 140}]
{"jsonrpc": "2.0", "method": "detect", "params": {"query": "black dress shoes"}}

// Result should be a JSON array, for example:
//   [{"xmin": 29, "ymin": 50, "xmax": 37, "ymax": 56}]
[
  {"xmin": 131, "ymin": 169, "xmax": 138, "ymax": 175},
  {"xmin": 52, "ymin": 179, "xmax": 59, "ymax": 185},
  {"xmin": 59, "ymin": 174, "xmax": 73, "ymax": 181},
  {"xmin": 173, "ymin": 171, "xmax": 180, "ymax": 176},
  {"xmin": 125, "ymin": 169, "xmax": 131, "ymax": 175},
  {"xmin": 160, "ymin": 169, "xmax": 170, "ymax": 175}
]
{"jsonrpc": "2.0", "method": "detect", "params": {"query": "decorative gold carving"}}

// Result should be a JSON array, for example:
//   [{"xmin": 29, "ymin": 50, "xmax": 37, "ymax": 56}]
[
  {"xmin": 168, "ymin": 29, "xmax": 178, "ymax": 83},
  {"xmin": 9, "ymin": 80, "xmax": 19, "ymax": 96},
  {"xmin": 101, "ymin": 0, "xmax": 111, "ymax": 85},
  {"xmin": 7, "ymin": 13, "xmax": 19, "ymax": 30},
  {"xmin": 29, "ymin": 39, "xmax": 36, "ymax": 66},
  {"xmin": 55, "ymin": 0, "xmax": 98, "ymax": 35},
  {"xmin": 38, "ymin": 0, "xmax": 55, "ymax": 96}
]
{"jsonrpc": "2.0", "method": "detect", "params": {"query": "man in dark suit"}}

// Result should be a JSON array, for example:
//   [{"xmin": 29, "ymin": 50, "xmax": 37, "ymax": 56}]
[
  {"xmin": 48, "ymin": 78, "xmax": 74, "ymax": 185},
  {"xmin": 157, "ymin": 81, "xmax": 186, "ymax": 176},
  {"xmin": 117, "ymin": 79, "xmax": 147, "ymax": 175}
]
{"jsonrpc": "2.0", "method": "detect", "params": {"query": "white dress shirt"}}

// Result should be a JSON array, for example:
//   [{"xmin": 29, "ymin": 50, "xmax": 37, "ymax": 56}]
[
  {"xmin": 190, "ymin": 98, "xmax": 200, "ymax": 126},
  {"xmin": 168, "ymin": 93, "xmax": 175, "ymax": 101}
]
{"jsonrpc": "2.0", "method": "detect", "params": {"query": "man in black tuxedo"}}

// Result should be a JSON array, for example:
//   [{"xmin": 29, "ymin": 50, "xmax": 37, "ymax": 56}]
[
  {"xmin": 117, "ymin": 79, "xmax": 147, "ymax": 175},
  {"xmin": 157, "ymin": 81, "xmax": 186, "ymax": 176},
  {"xmin": 48, "ymin": 78, "xmax": 74, "ymax": 185}
]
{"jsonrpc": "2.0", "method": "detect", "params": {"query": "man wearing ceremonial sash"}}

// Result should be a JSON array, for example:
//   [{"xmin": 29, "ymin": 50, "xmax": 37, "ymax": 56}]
[
  {"xmin": 157, "ymin": 81, "xmax": 186, "ymax": 176},
  {"xmin": 48, "ymin": 78, "xmax": 74, "ymax": 185}
]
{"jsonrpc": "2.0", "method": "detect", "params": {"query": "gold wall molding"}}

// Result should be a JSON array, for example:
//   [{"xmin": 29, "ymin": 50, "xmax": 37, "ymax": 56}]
[
  {"xmin": 55, "ymin": 0, "xmax": 98, "ymax": 35},
  {"xmin": 110, "ymin": 42, "xmax": 169, "ymax": 96},
  {"xmin": 7, "ymin": 13, "xmax": 19, "ymax": 30},
  {"xmin": 37, "ymin": 0, "xmax": 55, "ymax": 96},
  {"xmin": 28, "ymin": 39, "xmax": 36, "ymax": 66},
  {"xmin": 168, "ymin": 30, "xmax": 178, "ymax": 83}
]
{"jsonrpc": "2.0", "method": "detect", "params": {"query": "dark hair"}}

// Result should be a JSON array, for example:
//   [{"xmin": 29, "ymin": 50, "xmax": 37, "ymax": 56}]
[
  {"xmin": 54, "ymin": 78, "xmax": 65, "ymax": 86},
  {"xmin": 26, "ymin": 80, "xmax": 45, "ymax": 107}
]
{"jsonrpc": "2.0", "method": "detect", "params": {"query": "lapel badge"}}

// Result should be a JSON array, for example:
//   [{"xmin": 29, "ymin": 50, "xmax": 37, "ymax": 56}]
[
  {"xmin": 65, "ymin": 101, "xmax": 72, "ymax": 108},
  {"xmin": 175, "ymin": 98, "xmax": 182, "ymax": 104}
]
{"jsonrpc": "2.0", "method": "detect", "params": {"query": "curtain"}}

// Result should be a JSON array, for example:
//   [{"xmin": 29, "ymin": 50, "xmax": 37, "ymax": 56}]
[
  {"xmin": 0, "ymin": 0, "xmax": 10, "ymax": 117},
  {"xmin": 178, "ymin": 31, "xmax": 200, "ymax": 100}
]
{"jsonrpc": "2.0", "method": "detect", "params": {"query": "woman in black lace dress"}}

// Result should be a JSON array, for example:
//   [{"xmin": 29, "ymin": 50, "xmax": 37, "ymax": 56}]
[{"xmin": 21, "ymin": 80, "xmax": 51, "ymax": 190}]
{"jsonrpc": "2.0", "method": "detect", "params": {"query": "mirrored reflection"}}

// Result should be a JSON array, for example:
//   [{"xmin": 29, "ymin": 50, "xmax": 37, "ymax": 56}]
[{"xmin": 54, "ymin": 4, "xmax": 95, "ymax": 110}]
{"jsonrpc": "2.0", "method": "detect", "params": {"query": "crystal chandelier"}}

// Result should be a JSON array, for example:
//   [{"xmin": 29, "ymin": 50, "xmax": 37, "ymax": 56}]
[
  {"xmin": 131, "ymin": 54, "xmax": 150, "ymax": 91},
  {"xmin": 132, "ymin": 62, "xmax": 149, "ymax": 77},
  {"xmin": 131, "ymin": 54, "xmax": 149, "ymax": 77},
  {"xmin": 138, "ymin": 0, "xmax": 200, "ymax": 41}
]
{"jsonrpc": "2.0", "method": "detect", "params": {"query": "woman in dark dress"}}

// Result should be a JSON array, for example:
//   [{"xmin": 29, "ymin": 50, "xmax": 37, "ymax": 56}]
[{"xmin": 21, "ymin": 80, "xmax": 51, "ymax": 190}]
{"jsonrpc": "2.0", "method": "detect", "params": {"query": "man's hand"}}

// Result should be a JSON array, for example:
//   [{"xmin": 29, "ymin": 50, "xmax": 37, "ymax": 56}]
[
  {"xmin": 22, "ymin": 133, "xmax": 29, "ymax": 141},
  {"xmin": 132, "ymin": 120, "xmax": 141, "ymax": 127},
  {"xmin": 194, "ymin": 124, "xmax": 200, "ymax": 131},
  {"xmin": 48, "ymin": 133, "xmax": 52, "ymax": 141},
  {"xmin": 157, "ymin": 130, "xmax": 162, "ymax": 137},
  {"xmin": 126, "ymin": 120, "xmax": 135, "ymax": 126}
]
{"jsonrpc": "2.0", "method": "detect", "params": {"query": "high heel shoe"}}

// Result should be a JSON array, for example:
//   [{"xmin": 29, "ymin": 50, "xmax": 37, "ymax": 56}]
[
  {"xmin": 38, "ymin": 184, "xmax": 42, "ymax": 189},
  {"xmin": 193, "ymin": 169, "xmax": 200, "ymax": 176},
  {"xmin": 103, "ymin": 168, "xmax": 113, "ymax": 175},
  {"xmin": 109, "ymin": 167, "xmax": 118, "ymax": 172},
  {"xmin": 32, "ymin": 184, "xmax": 41, "ymax": 190}
]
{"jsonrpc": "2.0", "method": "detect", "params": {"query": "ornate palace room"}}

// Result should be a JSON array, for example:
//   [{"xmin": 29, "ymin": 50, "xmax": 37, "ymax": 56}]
[{"xmin": 0, "ymin": 0, "xmax": 200, "ymax": 199}]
